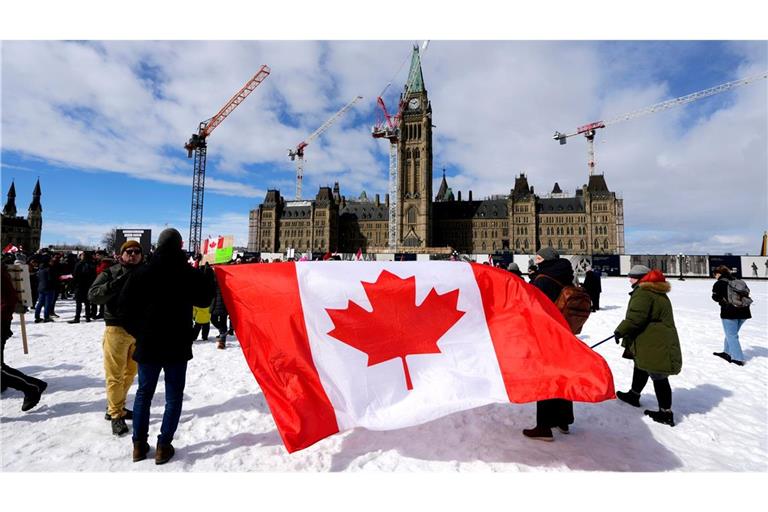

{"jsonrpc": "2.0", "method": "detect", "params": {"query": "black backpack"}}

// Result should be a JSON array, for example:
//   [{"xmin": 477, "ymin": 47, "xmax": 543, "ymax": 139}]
[{"xmin": 726, "ymin": 279, "xmax": 753, "ymax": 308}]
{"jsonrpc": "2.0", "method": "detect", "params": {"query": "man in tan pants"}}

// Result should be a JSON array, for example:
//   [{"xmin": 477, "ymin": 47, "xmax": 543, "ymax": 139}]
[{"xmin": 88, "ymin": 240, "xmax": 144, "ymax": 437}]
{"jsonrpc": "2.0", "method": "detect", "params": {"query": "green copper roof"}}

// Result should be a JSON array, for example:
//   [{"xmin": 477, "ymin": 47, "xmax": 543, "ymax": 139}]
[{"xmin": 406, "ymin": 45, "xmax": 425, "ymax": 93}]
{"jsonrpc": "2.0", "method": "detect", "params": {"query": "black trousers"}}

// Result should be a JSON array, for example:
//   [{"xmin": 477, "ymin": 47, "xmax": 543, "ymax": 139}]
[
  {"xmin": 630, "ymin": 366, "xmax": 672, "ymax": 410},
  {"xmin": 211, "ymin": 313, "xmax": 228, "ymax": 340},
  {"xmin": 191, "ymin": 322, "xmax": 210, "ymax": 341},
  {"xmin": 74, "ymin": 299, "xmax": 96, "ymax": 321},
  {"xmin": 1, "ymin": 334, "xmax": 46, "ymax": 395},
  {"xmin": 536, "ymin": 398, "xmax": 574, "ymax": 428}
]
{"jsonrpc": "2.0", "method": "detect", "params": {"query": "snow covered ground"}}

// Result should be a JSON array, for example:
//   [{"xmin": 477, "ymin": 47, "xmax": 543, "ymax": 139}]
[{"xmin": 3, "ymin": 275, "xmax": 765, "ymax": 476}]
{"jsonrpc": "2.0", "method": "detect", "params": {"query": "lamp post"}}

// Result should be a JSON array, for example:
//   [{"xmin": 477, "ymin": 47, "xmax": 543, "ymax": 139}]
[{"xmin": 678, "ymin": 253, "xmax": 685, "ymax": 281}]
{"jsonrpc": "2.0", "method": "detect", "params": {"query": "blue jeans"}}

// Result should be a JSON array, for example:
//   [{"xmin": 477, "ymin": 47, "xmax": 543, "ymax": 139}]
[
  {"xmin": 132, "ymin": 360, "xmax": 188, "ymax": 446},
  {"xmin": 722, "ymin": 318, "xmax": 746, "ymax": 362},
  {"xmin": 34, "ymin": 290, "xmax": 55, "ymax": 319}
]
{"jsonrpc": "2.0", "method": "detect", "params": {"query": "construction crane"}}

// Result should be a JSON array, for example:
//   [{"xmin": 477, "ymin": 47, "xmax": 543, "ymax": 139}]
[
  {"xmin": 288, "ymin": 95, "xmax": 363, "ymax": 200},
  {"xmin": 184, "ymin": 65, "xmax": 271, "ymax": 255},
  {"xmin": 553, "ymin": 71, "xmax": 768, "ymax": 176},
  {"xmin": 372, "ymin": 41, "xmax": 430, "ymax": 250}
]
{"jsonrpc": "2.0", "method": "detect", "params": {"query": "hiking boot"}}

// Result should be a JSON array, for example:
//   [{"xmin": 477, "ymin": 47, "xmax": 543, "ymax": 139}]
[
  {"xmin": 616, "ymin": 390, "xmax": 641, "ymax": 407},
  {"xmin": 557, "ymin": 424, "xmax": 570, "ymax": 434},
  {"xmin": 644, "ymin": 409, "xmax": 675, "ymax": 427},
  {"xmin": 713, "ymin": 352, "xmax": 732, "ymax": 363},
  {"xmin": 132, "ymin": 441, "xmax": 150, "ymax": 462},
  {"xmin": 111, "ymin": 417, "xmax": 130, "ymax": 437},
  {"xmin": 105, "ymin": 408, "xmax": 133, "ymax": 421},
  {"xmin": 730, "ymin": 359, "xmax": 745, "ymax": 366},
  {"xmin": 217, "ymin": 340, "xmax": 225, "ymax": 349},
  {"xmin": 522, "ymin": 425, "xmax": 554, "ymax": 441},
  {"xmin": 155, "ymin": 443, "xmax": 175, "ymax": 465},
  {"xmin": 21, "ymin": 381, "xmax": 47, "ymax": 412}
]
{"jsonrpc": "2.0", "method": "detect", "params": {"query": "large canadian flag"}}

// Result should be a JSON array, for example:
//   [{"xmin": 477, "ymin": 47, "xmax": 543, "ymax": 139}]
[{"xmin": 214, "ymin": 261, "xmax": 614, "ymax": 453}]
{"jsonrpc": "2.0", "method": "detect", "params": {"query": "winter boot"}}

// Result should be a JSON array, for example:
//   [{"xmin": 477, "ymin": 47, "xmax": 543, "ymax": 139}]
[
  {"xmin": 556, "ymin": 424, "xmax": 570, "ymax": 434},
  {"xmin": 217, "ymin": 340, "xmax": 226, "ymax": 350},
  {"xmin": 155, "ymin": 442, "xmax": 175, "ymax": 465},
  {"xmin": 616, "ymin": 390, "xmax": 641, "ymax": 407},
  {"xmin": 730, "ymin": 359, "xmax": 745, "ymax": 366},
  {"xmin": 713, "ymin": 352, "xmax": 731, "ymax": 363},
  {"xmin": 111, "ymin": 417, "xmax": 130, "ymax": 436},
  {"xmin": 522, "ymin": 425, "xmax": 554, "ymax": 441},
  {"xmin": 21, "ymin": 381, "xmax": 47, "ymax": 412},
  {"xmin": 105, "ymin": 408, "xmax": 134, "ymax": 421},
  {"xmin": 644, "ymin": 409, "xmax": 675, "ymax": 427},
  {"xmin": 67, "ymin": 319, "xmax": 80, "ymax": 324},
  {"xmin": 132, "ymin": 441, "xmax": 150, "ymax": 462}
]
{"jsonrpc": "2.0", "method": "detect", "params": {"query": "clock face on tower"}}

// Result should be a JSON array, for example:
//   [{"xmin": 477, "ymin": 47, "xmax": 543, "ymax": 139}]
[{"xmin": 408, "ymin": 98, "xmax": 420, "ymax": 110}]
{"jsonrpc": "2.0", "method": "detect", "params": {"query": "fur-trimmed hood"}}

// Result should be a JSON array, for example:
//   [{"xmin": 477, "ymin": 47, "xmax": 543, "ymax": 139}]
[{"xmin": 638, "ymin": 280, "xmax": 671, "ymax": 294}]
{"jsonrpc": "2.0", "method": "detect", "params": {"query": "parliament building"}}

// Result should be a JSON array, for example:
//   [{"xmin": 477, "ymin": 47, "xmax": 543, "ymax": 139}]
[
  {"xmin": 1, "ymin": 180, "xmax": 43, "ymax": 253},
  {"xmin": 248, "ymin": 47, "xmax": 625, "ymax": 256}
]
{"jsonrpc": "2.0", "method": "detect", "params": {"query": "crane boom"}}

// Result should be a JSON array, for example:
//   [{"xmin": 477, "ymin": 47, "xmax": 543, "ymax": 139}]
[
  {"xmin": 288, "ymin": 95, "xmax": 363, "ymax": 200},
  {"xmin": 184, "ymin": 65, "xmax": 271, "ymax": 255},
  {"xmin": 553, "ymin": 71, "xmax": 768, "ymax": 175}
]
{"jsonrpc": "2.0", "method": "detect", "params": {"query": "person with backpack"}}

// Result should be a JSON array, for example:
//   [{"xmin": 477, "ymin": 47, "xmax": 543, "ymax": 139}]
[
  {"xmin": 711, "ymin": 265, "xmax": 751, "ymax": 366},
  {"xmin": 613, "ymin": 265, "xmax": 682, "ymax": 427},
  {"xmin": 522, "ymin": 247, "xmax": 579, "ymax": 441}
]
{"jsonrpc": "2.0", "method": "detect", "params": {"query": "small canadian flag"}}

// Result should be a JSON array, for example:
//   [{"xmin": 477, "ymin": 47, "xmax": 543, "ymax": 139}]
[{"xmin": 215, "ymin": 261, "xmax": 614, "ymax": 452}]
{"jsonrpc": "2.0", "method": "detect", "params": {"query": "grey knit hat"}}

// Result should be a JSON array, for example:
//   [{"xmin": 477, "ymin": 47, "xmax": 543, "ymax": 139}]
[
  {"xmin": 536, "ymin": 247, "xmax": 559, "ymax": 261},
  {"xmin": 507, "ymin": 262, "xmax": 521, "ymax": 272},
  {"xmin": 157, "ymin": 228, "xmax": 183, "ymax": 250},
  {"xmin": 628, "ymin": 264, "xmax": 651, "ymax": 278}
]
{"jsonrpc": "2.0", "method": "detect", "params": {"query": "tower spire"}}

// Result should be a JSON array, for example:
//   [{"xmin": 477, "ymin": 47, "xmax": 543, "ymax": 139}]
[
  {"xmin": 29, "ymin": 178, "xmax": 42, "ymax": 212},
  {"xmin": 3, "ymin": 181, "xmax": 17, "ymax": 217},
  {"xmin": 405, "ymin": 44, "xmax": 425, "ymax": 94}
]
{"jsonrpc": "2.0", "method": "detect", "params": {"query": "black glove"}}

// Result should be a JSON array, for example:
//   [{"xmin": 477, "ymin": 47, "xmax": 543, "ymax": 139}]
[{"xmin": 614, "ymin": 331, "xmax": 622, "ymax": 343}]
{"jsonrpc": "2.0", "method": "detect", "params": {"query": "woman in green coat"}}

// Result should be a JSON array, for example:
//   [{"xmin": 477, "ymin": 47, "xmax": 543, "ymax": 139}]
[{"xmin": 613, "ymin": 265, "xmax": 682, "ymax": 427}]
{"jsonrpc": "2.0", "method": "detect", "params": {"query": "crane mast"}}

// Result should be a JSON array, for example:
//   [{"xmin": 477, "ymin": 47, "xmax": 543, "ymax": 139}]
[
  {"xmin": 184, "ymin": 65, "xmax": 270, "ymax": 255},
  {"xmin": 289, "ymin": 95, "xmax": 363, "ymax": 200},
  {"xmin": 553, "ymin": 71, "xmax": 767, "ymax": 176}
]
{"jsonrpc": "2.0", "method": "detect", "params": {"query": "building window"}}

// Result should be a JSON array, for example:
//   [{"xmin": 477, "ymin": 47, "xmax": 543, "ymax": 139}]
[{"xmin": 407, "ymin": 207, "xmax": 417, "ymax": 225}]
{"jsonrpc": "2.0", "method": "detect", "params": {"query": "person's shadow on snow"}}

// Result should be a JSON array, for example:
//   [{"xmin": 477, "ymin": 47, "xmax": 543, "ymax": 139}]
[
  {"xmin": 327, "ymin": 398, "xmax": 683, "ymax": 472},
  {"xmin": 742, "ymin": 346, "xmax": 768, "ymax": 361},
  {"xmin": 672, "ymin": 384, "xmax": 732, "ymax": 422}
]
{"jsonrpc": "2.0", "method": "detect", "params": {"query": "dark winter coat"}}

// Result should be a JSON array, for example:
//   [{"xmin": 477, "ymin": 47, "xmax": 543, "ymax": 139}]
[
  {"xmin": 615, "ymin": 271, "xmax": 682, "ymax": 376},
  {"xmin": 119, "ymin": 247, "xmax": 214, "ymax": 364},
  {"xmin": 72, "ymin": 259, "xmax": 97, "ymax": 301},
  {"xmin": 583, "ymin": 270, "xmax": 602, "ymax": 299},
  {"xmin": 36, "ymin": 267, "xmax": 56, "ymax": 293},
  {"xmin": 88, "ymin": 262, "xmax": 142, "ymax": 326},
  {"xmin": 531, "ymin": 258, "xmax": 575, "ymax": 303},
  {"xmin": 712, "ymin": 277, "xmax": 751, "ymax": 320},
  {"xmin": 210, "ymin": 274, "xmax": 228, "ymax": 317}
]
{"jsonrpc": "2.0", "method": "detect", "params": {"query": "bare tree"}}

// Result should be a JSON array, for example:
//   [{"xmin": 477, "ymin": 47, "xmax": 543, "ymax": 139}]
[{"xmin": 101, "ymin": 228, "xmax": 117, "ymax": 253}]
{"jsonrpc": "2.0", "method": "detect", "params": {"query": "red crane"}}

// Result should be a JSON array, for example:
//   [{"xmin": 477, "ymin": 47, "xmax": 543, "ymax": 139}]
[{"xmin": 184, "ymin": 65, "xmax": 271, "ymax": 255}]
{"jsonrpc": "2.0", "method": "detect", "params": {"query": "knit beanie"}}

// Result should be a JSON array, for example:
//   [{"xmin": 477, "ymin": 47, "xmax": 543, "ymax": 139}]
[
  {"xmin": 157, "ymin": 228, "xmax": 183, "ymax": 250},
  {"xmin": 536, "ymin": 247, "xmax": 559, "ymax": 261},
  {"xmin": 628, "ymin": 264, "xmax": 651, "ymax": 279},
  {"xmin": 507, "ymin": 262, "xmax": 521, "ymax": 272},
  {"xmin": 119, "ymin": 240, "xmax": 141, "ymax": 253}
]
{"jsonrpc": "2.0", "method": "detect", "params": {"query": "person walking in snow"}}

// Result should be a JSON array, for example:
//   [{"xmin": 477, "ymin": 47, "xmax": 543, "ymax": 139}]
[
  {"xmin": 69, "ymin": 251, "xmax": 97, "ymax": 323},
  {"xmin": 583, "ymin": 267, "xmax": 602, "ymax": 312},
  {"xmin": 33, "ymin": 258, "xmax": 56, "ymax": 323},
  {"xmin": 614, "ymin": 265, "xmax": 682, "ymax": 427},
  {"xmin": 210, "ymin": 270, "xmax": 229, "ymax": 350},
  {"xmin": 88, "ymin": 240, "xmax": 145, "ymax": 437},
  {"xmin": 2, "ymin": 263, "xmax": 48, "ymax": 411},
  {"xmin": 711, "ymin": 265, "xmax": 751, "ymax": 366},
  {"xmin": 119, "ymin": 228, "xmax": 214, "ymax": 465},
  {"xmin": 522, "ymin": 247, "xmax": 575, "ymax": 441}
]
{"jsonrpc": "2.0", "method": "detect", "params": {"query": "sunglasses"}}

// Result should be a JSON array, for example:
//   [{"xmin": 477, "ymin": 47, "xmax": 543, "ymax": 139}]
[{"xmin": 123, "ymin": 249, "xmax": 142, "ymax": 255}]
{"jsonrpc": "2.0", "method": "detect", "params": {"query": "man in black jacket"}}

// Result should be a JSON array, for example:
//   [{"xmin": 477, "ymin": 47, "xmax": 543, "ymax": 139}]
[
  {"xmin": 711, "ymin": 265, "xmax": 751, "ymax": 366},
  {"xmin": 523, "ymin": 247, "xmax": 576, "ymax": 441},
  {"xmin": 89, "ymin": 240, "xmax": 145, "ymax": 436},
  {"xmin": 119, "ymin": 228, "xmax": 214, "ymax": 464}
]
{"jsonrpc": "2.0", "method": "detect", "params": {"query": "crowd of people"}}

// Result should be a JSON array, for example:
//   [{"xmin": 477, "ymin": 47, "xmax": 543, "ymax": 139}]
[{"xmin": 0, "ymin": 239, "xmax": 755, "ymax": 463}]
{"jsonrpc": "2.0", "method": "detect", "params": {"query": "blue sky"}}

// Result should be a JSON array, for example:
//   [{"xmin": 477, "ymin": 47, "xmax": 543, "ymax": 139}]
[{"xmin": 2, "ymin": 37, "xmax": 766, "ymax": 254}]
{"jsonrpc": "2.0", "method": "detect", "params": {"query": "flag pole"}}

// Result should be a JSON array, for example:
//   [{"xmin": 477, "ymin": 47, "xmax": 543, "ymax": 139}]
[{"xmin": 589, "ymin": 334, "xmax": 615, "ymax": 349}]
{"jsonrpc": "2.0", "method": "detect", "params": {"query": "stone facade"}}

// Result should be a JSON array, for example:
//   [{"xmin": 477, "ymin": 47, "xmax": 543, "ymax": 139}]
[
  {"xmin": 1, "ymin": 180, "xmax": 43, "ymax": 253},
  {"xmin": 247, "ymin": 47, "xmax": 625, "ymax": 256}
]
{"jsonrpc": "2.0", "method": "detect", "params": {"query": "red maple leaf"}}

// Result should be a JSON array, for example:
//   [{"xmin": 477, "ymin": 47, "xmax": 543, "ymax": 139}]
[{"xmin": 325, "ymin": 270, "xmax": 465, "ymax": 391}]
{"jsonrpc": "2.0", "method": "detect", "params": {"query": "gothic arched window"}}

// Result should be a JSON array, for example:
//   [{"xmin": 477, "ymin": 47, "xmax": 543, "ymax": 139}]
[{"xmin": 407, "ymin": 207, "xmax": 417, "ymax": 225}]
